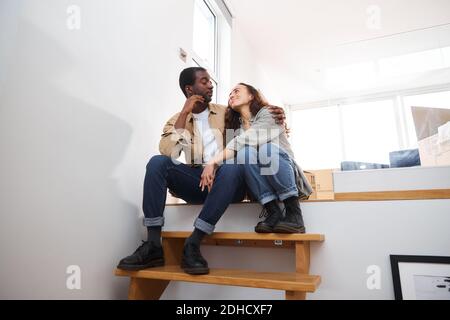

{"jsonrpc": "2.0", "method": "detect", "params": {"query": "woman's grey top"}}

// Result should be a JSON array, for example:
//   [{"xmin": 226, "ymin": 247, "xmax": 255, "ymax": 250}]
[{"xmin": 226, "ymin": 107, "xmax": 313, "ymax": 199}]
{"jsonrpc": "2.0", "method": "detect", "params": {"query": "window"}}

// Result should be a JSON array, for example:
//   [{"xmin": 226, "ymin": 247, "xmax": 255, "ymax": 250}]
[
  {"xmin": 290, "ymin": 106, "xmax": 343, "ymax": 170},
  {"xmin": 290, "ymin": 87, "xmax": 450, "ymax": 170},
  {"xmin": 341, "ymin": 100, "xmax": 399, "ymax": 164},
  {"xmin": 193, "ymin": 0, "xmax": 216, "ymax": 72},
  {"xmin": 402, "ymin": 90, "xmax": 450, "ymax": 148},
  {"xmin": 193, "ymin": 58, "xmax": 218, "ymax": 103},
  {"xmin": 192, "ymin": 0, "xmax": 232, "ymax": 104}
]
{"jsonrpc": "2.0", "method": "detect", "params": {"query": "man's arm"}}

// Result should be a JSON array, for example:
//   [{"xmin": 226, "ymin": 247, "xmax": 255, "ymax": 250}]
[
  {"xmin": 174, "ymin": 95, "xmax": 205, "ymax": 130},
  {"xmin": 267, "ymin": 105, "xmax": 290, "ymax": 137},
  {"xmin": 159, "ymin": 113, "xmax": 188, "ymax": 159},
  {"xmin": 267, "ymin": 105, "xmax": 286, "ymax": 124},
  {"xmin": 159, "ymin": 95, "xmax": 205, "ymax": 159}
]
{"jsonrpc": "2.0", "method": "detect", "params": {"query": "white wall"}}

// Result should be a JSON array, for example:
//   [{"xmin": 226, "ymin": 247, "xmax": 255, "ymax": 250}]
[
  {"xmin": 0, "ymin": 0, "xmax": 199, "ymax": 299},
  {"xmin": 230, "ymin": 19, "xmax": 258, "ymax": 87},
  {"xmin": 0, "ymin": 0, "xmax": 281, "ymax": 300},
  {"xmin": 230, "ymin": 19, "xmax": 284, "ymax": 107},
  {"xmin": 160, "ymin": 176, "xmax": 450, "ymax": 300}
]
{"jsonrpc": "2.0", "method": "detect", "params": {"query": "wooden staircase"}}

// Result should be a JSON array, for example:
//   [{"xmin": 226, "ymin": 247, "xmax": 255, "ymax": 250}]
[{"xmin": 115, "ymin": 231, "xmax": 325, "ymax": 300}]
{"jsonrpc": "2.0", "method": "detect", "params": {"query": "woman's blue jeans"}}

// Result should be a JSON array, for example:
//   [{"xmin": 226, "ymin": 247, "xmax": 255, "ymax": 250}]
[{"xmin": 235, "ymin": 143, "xmax": 299, "ymax": 205}]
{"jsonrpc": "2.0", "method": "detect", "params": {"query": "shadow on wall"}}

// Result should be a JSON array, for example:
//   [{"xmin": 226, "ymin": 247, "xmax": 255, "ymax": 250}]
[{"xmin": 0, "ymin": 18, "xmax": 141, "ymax": 299}]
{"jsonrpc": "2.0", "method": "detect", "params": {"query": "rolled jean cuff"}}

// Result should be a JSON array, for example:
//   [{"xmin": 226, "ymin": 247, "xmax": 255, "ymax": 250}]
[
  {"xmin": 194, "ymin": 218, "xmax": 215, "ymax": 235},
  {"xmin": 143, "ymin": 216, "xmax": 165, "ymax": 227},
  {"xmin": 259, "ymin": 194, "xmax": 278, "ymax": 206},
  {"xmin": 278, "ymin": 187, "xmax": 299, "ymax": 201}
]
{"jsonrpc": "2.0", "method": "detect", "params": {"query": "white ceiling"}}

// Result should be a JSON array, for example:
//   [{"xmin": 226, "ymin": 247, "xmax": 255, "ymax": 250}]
[{"xmin": 226, "ymin": 0, "xmax": 450, "ymax": 105}]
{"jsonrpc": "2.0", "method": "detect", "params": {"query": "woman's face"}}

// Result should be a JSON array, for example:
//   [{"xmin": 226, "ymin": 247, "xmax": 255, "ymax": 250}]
[{"xmin": 228, "ymin": 84, "xmax": 253, "ymax": 111}]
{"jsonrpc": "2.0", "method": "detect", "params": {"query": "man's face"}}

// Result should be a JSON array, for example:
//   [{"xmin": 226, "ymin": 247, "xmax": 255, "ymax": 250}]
[{"xmin": 189, "ymin": 70, "xmax": 214, "ymax": 103}]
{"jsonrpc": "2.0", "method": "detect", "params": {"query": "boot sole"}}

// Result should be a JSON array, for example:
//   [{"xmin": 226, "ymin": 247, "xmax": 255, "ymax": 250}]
[
  {"xmin": 117, "ymin": 258, "xmax": 165, "ymax": 271},
  {"xmin": 181, "ymin": 264, "xmax": 210, "ymax": 275},
  {"xmin": 273, "ymin": 225, "xmax": 306, "ymax": 234},
  {"xmin": 254, "ymin": 225, "xmax": 274, "ymax": 233}
]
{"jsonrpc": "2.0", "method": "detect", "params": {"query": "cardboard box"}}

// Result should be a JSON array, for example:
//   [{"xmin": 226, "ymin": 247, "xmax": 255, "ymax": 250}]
[
  {"xmin": 303, "ymin": 171, "xmax": 316, "ymax": 190},
  {"xmin": 437, "ymin": 149, "xmax": 450, "ymax": 165},
  {"xmin": 418, "ymin": 136, "xmax": 450, "ymax": 166},
  {"xmin": 304, "ymin": 169, "xmax": 336, "ymax": 200},
  {"xmin": 417, "ymin": 125, "xmax": 450, "ymax": 166},
  {"xmin": 304, "ymin": 171, "xmax": 317, "ymax": 200},
  {"xmin": 309, "ymin": 169, "xmax": 335, "ymax": 192},
  {"xmin": 412, "ymin": 107, "xmax": 450, "ymax": 166},
  {"xmin": 411, "ymin": 107, "xmax": 450, "ymax": 141},
  {"xmin": 438, "ymin": 121, "xmax": 450, "ymax": 145},
  {"xmin": 418, "ymin": 134, "xmax": 439, "ymax": 166}
]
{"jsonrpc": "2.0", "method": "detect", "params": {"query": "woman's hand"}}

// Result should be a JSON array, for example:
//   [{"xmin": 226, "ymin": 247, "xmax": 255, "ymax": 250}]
[{"xmin": 199, "ymin": 163, "xmax": 217, "ymax": 192}]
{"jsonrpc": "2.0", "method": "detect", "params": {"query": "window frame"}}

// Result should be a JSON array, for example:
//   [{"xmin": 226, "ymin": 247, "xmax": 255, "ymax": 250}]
[
  {"xmin": 192, "ymin": 0, "xmax": 232, "ymax": 105},
  {"xmin": 192, "ymin": 0, "xmax": 218, "ymax": 75}
]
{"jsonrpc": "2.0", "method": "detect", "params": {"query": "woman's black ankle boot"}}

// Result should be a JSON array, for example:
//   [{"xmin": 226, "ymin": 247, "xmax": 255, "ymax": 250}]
[
  {"xmin": 273, "ymin": 197, "xmax": 306, "ymax": 233},
  {"xmin": 255, "ymin": 200, "xmax": 283, "ymax": 233}
]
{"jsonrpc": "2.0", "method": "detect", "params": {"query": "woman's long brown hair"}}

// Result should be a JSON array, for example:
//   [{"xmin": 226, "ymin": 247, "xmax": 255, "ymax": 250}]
[{"xmin": 223, "ymin": 83, "xmax": 268, "ymax": 146}]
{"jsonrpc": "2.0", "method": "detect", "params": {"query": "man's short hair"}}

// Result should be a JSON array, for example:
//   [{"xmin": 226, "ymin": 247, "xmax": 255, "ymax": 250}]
[{"xmin": 179, "ymin": 67, "xmax": 206, "ymax": 97}]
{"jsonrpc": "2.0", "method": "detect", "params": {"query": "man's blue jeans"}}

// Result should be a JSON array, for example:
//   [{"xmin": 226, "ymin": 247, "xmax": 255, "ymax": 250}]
[
  {"xmin": 236, "ymin": 143, "xmax": 298, "ymax": 205},
  {"xmin": 142, "ymin": 155, "xmax": 246, "ymax": 235}
]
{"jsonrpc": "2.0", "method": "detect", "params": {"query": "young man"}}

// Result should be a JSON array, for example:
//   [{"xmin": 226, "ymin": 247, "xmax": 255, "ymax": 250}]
[{"xmin": 117, "ymin": 67, "xmax": 285, "ymax": 275}]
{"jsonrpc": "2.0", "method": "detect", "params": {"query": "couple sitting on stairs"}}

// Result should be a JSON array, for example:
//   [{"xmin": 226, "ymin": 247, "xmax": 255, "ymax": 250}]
[{"xmin": 117, "ymin": 67, "xmax": 313, "ymax": 275}]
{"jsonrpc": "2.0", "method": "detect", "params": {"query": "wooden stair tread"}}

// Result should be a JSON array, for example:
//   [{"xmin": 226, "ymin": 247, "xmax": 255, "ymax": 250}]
[
  {"xmin": 162, "ymin": 231, "xmax": 325, "ymax": 242},
  {"xmin": 115, "ymin": 266, "xmax": 320, "ymax": 292}
]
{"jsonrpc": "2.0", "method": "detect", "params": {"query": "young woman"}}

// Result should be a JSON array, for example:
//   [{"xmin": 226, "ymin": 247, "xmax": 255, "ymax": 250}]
[{"xmin": 200, "ymin": 83, "xmax": 313, "ymax": 233}]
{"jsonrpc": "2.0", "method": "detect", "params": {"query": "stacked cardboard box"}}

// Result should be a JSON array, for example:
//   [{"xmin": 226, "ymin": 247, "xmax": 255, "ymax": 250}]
[
  {"xmin": 412, "ymin": 107, "xmax": 450, "ymax": 166},
  {"xmin": 304, "ymin": 169, "xmax": 336, "ymax": 200},
  {"xmin": 418, "ymin": 133, "xmax": 450, "ymax": 166}
]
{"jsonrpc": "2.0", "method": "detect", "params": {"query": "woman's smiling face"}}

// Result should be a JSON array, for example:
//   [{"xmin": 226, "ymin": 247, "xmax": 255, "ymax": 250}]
[{"xmin": 228, "ymin": 84, "xmax": 253, "ymax": 111}]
